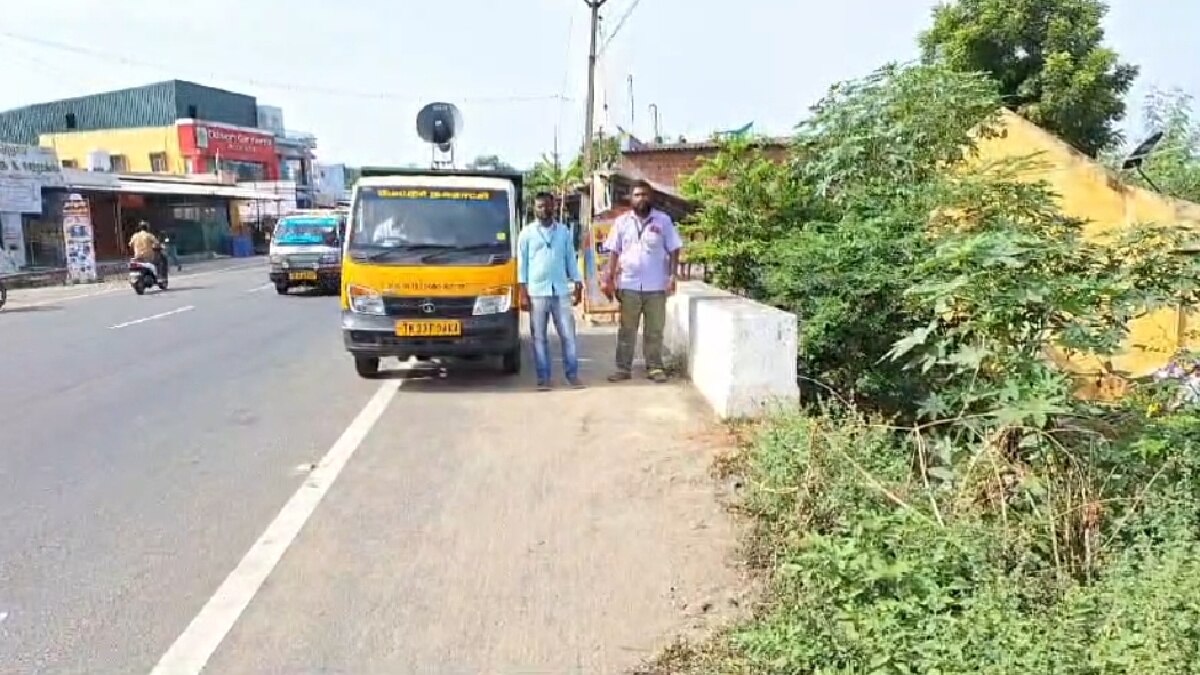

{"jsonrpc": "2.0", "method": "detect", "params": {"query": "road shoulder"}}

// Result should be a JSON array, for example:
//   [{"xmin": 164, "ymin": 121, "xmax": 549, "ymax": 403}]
[{"xmin": 203, "ymin": 341, "xmax": 744, "ymax": 675}]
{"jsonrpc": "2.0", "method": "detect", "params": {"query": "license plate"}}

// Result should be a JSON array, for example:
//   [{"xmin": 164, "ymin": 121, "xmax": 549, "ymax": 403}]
[
  {"xmin": 289, "ymin": 271, "xmax": 318, "ymax": 281},
  {"xmin": 395, "ymin": 320, "xmax": 462, "ymax": 337}
]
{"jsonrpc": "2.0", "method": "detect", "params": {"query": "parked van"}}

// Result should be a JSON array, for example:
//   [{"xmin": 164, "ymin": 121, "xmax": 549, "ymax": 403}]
[{"xmin": 268, "ymin": 211, "xmax": 345, "ymax": 295}]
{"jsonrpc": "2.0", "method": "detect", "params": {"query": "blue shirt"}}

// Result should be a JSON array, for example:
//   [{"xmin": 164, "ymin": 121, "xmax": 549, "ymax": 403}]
[{"xmin": 518, "ymin": 220, "xmax": 581, "ymax": 298}]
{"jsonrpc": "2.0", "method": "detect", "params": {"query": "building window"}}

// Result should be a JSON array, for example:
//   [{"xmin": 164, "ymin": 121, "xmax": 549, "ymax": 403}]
[
  {"xmin": 61, "ymin": 159, "xmax": 78, "ymax": 168},
  {"xmin": 109, "ymin": 155, "xmax": 129, "ymax": 172},
  {"xmin": 65, "ymin": 113, "xmax": 77, "ymax": 129},
  {"xmin": 149, "ymin": 153, "xmax": 168, "ymax": 172},
  {"xmin": 187, "ymin": 104, "xmax": 198, "ymax": 119}
]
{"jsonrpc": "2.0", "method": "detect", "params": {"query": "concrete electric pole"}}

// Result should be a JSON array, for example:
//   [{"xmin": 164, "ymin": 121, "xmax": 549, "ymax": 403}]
[{"xmin": 580, "ymin": 0, "xmax": 607, "ymax": 239}]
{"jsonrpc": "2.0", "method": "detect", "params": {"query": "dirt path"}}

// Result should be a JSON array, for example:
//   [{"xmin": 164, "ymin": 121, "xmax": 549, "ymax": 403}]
[{"xmin": 201, "ymin": 330, "xmax": 743, "ymax": 674}]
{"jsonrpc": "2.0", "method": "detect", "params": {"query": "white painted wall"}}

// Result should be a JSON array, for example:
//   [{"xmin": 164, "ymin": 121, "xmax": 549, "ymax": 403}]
[{"xmin": 665, "ymin": 281, "xmax": 800, "ymax": 419}]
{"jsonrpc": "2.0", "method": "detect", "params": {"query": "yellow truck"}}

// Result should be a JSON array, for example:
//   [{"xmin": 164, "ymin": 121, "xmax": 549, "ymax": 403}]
[{"xmin": 340, "ymin": 168, "xmax": 524, "ymax": 378}]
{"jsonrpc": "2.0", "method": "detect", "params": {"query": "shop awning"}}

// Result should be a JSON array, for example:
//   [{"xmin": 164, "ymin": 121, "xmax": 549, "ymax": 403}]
[{"xmin": 64, "ymin": 178, "xmax": 286, "ymax": 201}]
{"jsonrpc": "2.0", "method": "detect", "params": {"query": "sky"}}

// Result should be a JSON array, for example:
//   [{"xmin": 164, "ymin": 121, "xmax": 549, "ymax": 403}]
[{"xmin": 0, "ymin": 0, "xmax": 1197, "ymax": 169}]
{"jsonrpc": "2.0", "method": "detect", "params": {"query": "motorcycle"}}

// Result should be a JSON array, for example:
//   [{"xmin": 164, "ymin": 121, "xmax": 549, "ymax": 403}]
[{"xmin": 129, "ymin": 245, "xmax": 169, "ymax": 295}]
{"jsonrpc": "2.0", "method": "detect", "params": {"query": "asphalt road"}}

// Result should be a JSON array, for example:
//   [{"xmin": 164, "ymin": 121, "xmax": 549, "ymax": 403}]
[{"xmin": 0, "ymin": 261, "xmax": 735, "ymax": 675}]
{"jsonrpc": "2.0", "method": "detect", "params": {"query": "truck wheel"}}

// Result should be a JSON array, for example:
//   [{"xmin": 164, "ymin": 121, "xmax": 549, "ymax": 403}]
[
  {"xmin": 354, "ymin": 356, "xmax": 381, "ymax": 378},
  {"xmin": 275, "ymin": 282, "xmax": 289, "ymax": 295},
  {"xmin": 501, "ymin": 347, "xmax": 521, "ymax": 375}
]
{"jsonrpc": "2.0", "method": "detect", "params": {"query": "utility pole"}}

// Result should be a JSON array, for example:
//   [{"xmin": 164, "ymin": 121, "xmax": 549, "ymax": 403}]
[
  {"xmin": 580, "ymin": 0, "xmax": 606, "ymax": 243},
  {"xmin": 628, "ymin": 74, "xmax": 635, "ymax": 132}
]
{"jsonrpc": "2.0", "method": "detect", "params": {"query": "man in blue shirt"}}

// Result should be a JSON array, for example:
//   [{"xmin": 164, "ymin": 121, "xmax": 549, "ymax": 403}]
[{"xmin": 518, "ymin": 192, "xmax": 585, "ymax": 390}]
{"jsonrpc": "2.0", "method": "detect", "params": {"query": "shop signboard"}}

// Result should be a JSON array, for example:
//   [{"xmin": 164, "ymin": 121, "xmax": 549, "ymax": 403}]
[
  {"xmin": 61, "ymin": 193, "xmax": 97, "ymax": 283},
  {"xmin": 181, "ymin": 122, "xmax": 276, "ymax": 163},
  {"xmin": 0, "ymin": 142, "xmax": 62, "ymax": 213}
]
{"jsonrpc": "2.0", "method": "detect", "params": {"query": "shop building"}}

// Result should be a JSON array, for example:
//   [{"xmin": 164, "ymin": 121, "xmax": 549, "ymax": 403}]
[
  {"xmin": 176, "ymin": 120, "xmax": 280, "ymax": 180},
  {"xmin": 27, "ymin": 170, "xmax": 282, "ymax": 269},
  {"xmin": 39, "ymin": 126, "xmax": 187, "ymax": 173},
  {"xmin": 0, "ymin": 142, "xmax": 64, "ymax": 269},
  {"xmin": 0, "ymin": 81, "xmax": 316, "ymax": 193},
  {"xmin": 0, "ymin": 80, "xmax": 258, "ymax": 146}
]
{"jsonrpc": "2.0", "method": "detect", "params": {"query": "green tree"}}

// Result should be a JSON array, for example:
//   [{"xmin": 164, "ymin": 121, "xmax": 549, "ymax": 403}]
[
  {"xmin": 524, "ymin": 154, "xmax": 583, "ymax": 221},
  {"xmin": 920, "ymin": 0, "xmax": 1138, "ymax": 156},
  {"xmin": 1119, "ymin": 87, "xmax": 1200, "ymax": 201}
]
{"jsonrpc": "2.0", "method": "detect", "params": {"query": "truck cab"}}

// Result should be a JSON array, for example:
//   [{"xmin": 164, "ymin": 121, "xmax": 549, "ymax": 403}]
[{"xmin": 339, "ymin": 168, "xmax": 523, "ymax": 378}]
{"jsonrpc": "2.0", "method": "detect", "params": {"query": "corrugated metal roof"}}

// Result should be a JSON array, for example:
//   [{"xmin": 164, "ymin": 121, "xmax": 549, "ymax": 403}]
[{"xmin": 61, "ymin": 174, "xmax": 284, "ymax": 200}]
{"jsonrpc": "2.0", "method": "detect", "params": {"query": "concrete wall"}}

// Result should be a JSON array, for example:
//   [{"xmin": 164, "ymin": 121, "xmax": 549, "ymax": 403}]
[
  {"xmin": 40, "ymin": 127, "xmax": 185, "ymax": 174},
  {"xmin": 975, "ymin": 110, "xmax": 1200, "ymax": 382},
  {"xmin": 665, "ymin": 281, "xmax": 799, "ymax": 419}
]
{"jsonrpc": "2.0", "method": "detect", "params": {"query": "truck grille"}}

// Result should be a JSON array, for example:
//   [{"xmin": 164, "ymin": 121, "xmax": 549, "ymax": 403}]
[
  {"xmin": 285, "ymin": 254, "xmax": 321, "ymax": 267},
  {"xmin": 382, "ymin": 295, "xmax": 476, "ymax": 318}
]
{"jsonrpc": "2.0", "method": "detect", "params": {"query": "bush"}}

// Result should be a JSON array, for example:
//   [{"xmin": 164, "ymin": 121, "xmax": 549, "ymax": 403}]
[{"xmin": 652, "ymin": 409, "xmax": 1200, "ymax": 674}]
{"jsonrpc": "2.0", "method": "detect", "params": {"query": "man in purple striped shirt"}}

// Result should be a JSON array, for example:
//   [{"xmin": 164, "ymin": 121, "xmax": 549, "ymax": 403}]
[{"xmin": 601, "ymin": 180, "xmax": 683, "ymax": 383}]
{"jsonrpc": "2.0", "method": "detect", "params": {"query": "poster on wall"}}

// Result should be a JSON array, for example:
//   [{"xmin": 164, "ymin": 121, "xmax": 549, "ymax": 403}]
[
  {"xmin": 582, "ymin": 219, "xmax": 620, "ymax": 316},
  {"xmin": 61, "ymin": 193, "xmax": 97, "ymax": 283},
  {"xmin": 0, "ymin": 211, "xmax": 25, "ymax": 268},
  {"xmin": 0, "ymin": 177, "xmax": 41, "ymax": 213}
]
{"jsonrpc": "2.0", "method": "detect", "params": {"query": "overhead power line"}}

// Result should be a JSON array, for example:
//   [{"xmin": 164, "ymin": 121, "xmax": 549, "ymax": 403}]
[
  {"xmin": 599, "ymin": 0, "xmax": 641, "ymax": 55},
  {"xmin": 0, "ymin": 30, "xmax": 570, "ymax": 104}
]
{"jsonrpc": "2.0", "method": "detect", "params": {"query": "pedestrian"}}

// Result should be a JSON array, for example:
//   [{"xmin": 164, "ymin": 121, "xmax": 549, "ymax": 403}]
[
  {"xmin": 601, "ymin": 180, "xmax": 683, "ymax": 383},
  {"xmin": 518, "ymin": 191, "xmax": 585, "ymax": 391}
]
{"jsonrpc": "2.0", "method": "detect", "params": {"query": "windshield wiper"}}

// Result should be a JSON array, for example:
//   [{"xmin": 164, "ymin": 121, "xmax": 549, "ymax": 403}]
[
  {"xmin": 420, "ymin": 244, "xmax": 510, "ymax": 263},
  {"xmin": 351, "ymin": 245, "xmax": 454, "ymax": 262}
]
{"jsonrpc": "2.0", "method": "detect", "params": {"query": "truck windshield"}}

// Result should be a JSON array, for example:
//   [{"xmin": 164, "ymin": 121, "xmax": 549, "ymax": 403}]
[
  {"xmin": 350, "ymin": 186, "xmax": 511, "ymax": 250},
  {"xmin": 274, "ymin": 218, "xmax": 340, "ymax": 246}
]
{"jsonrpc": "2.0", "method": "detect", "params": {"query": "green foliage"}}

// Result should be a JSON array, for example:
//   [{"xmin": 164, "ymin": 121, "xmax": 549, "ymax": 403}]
[
  {"xmin": 651, "ymin": 407, "xmax": 1200, "ymax": 675},
  {"xmin": 920, "ymin": 0, "xmax": 1138, "ymax": 156},
  {"xmin": 1113, "ymin": 87, "xmax": 1200, "ymax": 202},
  {"xmin": 650, "ymin": 52, "xmax": 1200, "ymax": 675}
]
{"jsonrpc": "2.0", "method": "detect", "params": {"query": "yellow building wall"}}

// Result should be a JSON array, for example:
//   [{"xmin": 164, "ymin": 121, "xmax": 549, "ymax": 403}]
[
  {"xmin": 972, "ymin": 110, "xmax": 1200, "ymax": 390},
  {"xmin": 39, "ymin": 126, "xmax": 186, "ymax": 174}
]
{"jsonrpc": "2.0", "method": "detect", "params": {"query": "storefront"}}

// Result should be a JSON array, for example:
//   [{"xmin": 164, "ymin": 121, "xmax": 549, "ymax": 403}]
[
  {"xmin": 177, "ymin": 121, "xmax": 280, "ymax": 182},
  {"xmin": 46, "ymin": 174, "xmax": 282, "ymax": 263},
  {"xmin": 0, "ymin": 142, "xmax": 64, "ymax": 269}
]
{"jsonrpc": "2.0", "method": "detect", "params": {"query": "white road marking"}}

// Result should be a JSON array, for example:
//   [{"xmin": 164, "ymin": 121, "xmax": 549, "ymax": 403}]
[
  {"xmin": 14, "ymin": 261, "xmax": 265, "ymax": 309},
  {"xmin": 109, "ymin": 305, "xmax": 194, "ymax": 329},
  {"xmin": 243, "ymin": 283, "xmax": 274, "ymax": 293},
  {"xmin": 149, "ymin": 379, "xmax": 402, "ymax": 675}
]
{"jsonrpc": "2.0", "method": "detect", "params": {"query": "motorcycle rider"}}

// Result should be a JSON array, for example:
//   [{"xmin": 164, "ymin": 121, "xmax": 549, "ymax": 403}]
[{"xmin": 129, "ymin": 221, "xmax": 165, "ymax": 279}]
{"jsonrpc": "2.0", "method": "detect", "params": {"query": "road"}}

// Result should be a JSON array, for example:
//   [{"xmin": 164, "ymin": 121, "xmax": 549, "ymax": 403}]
[{"xmin": 0, "ymin": 260, "xmax": 739, "ymax": 675}]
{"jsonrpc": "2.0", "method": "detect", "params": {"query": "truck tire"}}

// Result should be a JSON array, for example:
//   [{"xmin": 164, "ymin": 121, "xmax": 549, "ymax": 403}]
[
  {"xmin": 501, "ymin": 347, "xmax": 521, "ymax": 375},
  {"xmin": 354, "ymin": 356, "xmax": 381, "ymax": 379},
  {"xmin": 275, "ymin": 282, "xmax": 289, "ymax": 295}
]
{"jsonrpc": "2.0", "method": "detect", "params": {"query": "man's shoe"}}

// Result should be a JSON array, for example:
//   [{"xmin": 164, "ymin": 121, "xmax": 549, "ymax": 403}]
[
  {"xmin": 536, "ymin": 380, "xmax": 552, "ymax": 391},
  {"xmin": 607, "ymin": 371, "xmax": 632, "ymax": 383},
  {"xmin": 567, "ymin": 377, "xmax": 586, "ymax": 389},
  {"xmin": 648, "ymin": 369, "xmax": 669, "ymax": 383}
]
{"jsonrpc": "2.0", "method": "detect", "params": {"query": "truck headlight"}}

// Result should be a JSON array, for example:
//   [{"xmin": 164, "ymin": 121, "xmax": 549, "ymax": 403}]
[
  {"xmin": 319, "ymin": 252, "xmax": 341, "ymax": 264},
  {"xmin": 347, "ymin": 284, "xmax": 385, "ymax": 315},
  {"xmin": 269, "ymin": 254, "xmax": 283, "ymax": 265},
  {"xmin": 473, "ymin": 287, "xmax": 512, "ymax": 315}
]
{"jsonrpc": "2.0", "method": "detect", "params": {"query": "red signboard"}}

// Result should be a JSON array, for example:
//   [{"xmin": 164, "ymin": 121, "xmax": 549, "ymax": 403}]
[{"xmin": 178, "ymin": 122, "xmax": 276, "ymax": 163}]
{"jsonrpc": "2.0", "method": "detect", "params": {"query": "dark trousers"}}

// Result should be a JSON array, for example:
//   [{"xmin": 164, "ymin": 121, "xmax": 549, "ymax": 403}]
[{"xmin": 616, "ymin": 289, "xmax": 667, "ymax": 373}]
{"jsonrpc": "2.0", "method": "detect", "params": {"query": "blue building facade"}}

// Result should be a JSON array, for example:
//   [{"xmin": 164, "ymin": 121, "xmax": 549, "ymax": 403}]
[{"xmin": 0, "ymin": 80, "xmax": 258, "ymax": 145}]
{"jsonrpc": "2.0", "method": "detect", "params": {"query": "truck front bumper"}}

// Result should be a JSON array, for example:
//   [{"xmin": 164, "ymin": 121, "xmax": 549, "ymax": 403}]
[{"xmin": 341, "ymin": 310, "xmax": 520, "ymax": 359}]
